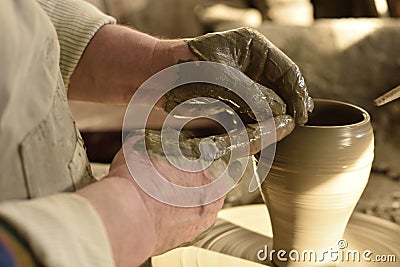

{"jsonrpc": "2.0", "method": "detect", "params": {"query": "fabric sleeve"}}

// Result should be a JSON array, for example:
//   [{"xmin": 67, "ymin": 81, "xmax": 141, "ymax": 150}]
[
  {"xmin": 0, "ymin": 193, "xmax": 115, "ymax": 267},
  {"xmin": 36, "ymin": 0, "xmax": 116, "ymax": 89},
  {"xmin": 0, "ymin": 222, "xmax": 39, "ymax": 267}
]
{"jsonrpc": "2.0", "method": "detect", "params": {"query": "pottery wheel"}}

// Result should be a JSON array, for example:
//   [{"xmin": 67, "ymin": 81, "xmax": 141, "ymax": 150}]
[{"xmin": 152, "ymin": 205, "xmax": 400, "ymax": 266}]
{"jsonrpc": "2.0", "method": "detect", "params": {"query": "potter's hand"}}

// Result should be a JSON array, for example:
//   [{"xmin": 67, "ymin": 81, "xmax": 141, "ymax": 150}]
[
  {"xmin": 109, "ymin": 115, "xmax": 293, "ymax": 256},
  {"xmin": 165, "ymin": 27, "xmax": 313, "ymax": 125},
  {"xmin": 107, "ymin": 142, "xmax": 224, "ymax": 257}
]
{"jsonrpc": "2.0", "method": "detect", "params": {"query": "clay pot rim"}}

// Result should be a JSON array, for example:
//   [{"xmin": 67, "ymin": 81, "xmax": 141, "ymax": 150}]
[{"xmin": 300, "ymin": 98, "xmax": 370, "ymax": 129}]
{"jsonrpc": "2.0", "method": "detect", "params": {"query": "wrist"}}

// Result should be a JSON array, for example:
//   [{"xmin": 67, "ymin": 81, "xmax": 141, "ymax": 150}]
[
  {"xmin": 154, "ymin": 39, "xmax": 198, "ymax": 66},
  {"xmin": 152, "ymin": 39, "xmax": 197, "ymax": 108},
  {"xmin": 77, "ymin": 177, "xmax": 156, "ymax": 267}
]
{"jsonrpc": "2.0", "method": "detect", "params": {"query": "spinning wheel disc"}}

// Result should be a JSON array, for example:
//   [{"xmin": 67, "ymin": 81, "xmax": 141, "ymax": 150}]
[{"xmin": 152, "ymin": 205, "xmax": 400, "ymax": 266}]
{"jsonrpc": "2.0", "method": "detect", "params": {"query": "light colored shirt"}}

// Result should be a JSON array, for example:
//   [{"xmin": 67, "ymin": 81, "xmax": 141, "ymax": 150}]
[{"xmin": 0, "ymin": 0, "xmax": 116, "ymax": 266}]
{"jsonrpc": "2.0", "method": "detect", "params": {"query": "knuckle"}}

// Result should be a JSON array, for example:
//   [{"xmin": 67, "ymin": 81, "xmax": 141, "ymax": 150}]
[{"xmin": 238, "ymin": 26, "xmax": 259, "ymax": 37}]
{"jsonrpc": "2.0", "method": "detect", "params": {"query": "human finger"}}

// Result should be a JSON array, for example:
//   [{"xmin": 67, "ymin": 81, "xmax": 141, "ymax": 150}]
[
  {"xmin": 237, "ymin": 27, "xmax": 313, "ymax": 124},
  {"xmin": 187, "ymin": 115, "xmax": 295, "ymax": 162}
]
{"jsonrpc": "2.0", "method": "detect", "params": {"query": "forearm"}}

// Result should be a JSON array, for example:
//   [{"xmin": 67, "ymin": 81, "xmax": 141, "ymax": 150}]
[
  {"xmin": 77, "ymin": 177, "xmax": 156, "ymax": 267},
  {"xmin": 69, "ymin": 24, "xmax": 196, "ymax": 104}
]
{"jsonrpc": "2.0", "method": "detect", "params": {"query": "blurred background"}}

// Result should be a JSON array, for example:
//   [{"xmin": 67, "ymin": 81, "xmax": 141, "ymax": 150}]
[{"xmin": 71, "ymin": 0, "xmax": 400, "ymax": 224}]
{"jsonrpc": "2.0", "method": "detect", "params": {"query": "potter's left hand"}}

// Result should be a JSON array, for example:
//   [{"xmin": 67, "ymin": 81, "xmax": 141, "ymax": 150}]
[{"xmin": 165, "ymin": 27, "xmax": 314, "ymax": 125}]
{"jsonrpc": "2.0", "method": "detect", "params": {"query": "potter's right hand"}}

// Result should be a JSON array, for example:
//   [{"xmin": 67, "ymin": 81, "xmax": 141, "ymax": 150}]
[
  {"xmin": 99, "ymin": 115, "xmax": 293, "ymax": 261},
  {"xmin": 164, "ymin": 27, "xmax": 313, "ymax": 126}
]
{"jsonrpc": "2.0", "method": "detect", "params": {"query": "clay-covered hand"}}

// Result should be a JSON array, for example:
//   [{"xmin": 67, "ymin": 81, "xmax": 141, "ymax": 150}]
[
  {"xmin": 164, "ymin": 27, "xmax": 313, "ymax": 125},
  {"xmin": 110, "ymin": 115, "xmax": 293, "ymax": 255}
]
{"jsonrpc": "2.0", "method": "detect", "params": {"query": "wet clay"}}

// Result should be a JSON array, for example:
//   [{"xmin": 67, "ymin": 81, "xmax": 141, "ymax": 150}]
[
  {"xmin": 170, "ymin": 27, "xmax": 314, "ymax": 124},
  {"xmin": 164, "ymin": 79, "xmax": 287, "ymax": 121},
  {"xmin": 131, "ymin": 115, "xmax": 294, "ymax": 166},
  {"xmin": 260, "ymin": 99, "xmax": 374, "ymax": 267}
]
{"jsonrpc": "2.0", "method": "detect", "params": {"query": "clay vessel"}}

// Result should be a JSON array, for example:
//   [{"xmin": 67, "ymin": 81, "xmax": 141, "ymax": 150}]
[{"xmin": 260, "ymin": 99, "xmax": 374, "ymax": 267}]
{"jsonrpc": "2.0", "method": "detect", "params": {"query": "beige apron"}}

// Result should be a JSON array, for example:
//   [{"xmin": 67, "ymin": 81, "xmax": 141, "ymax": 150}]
[
  {"xmin": 0, "ymin": 2, "xmax": 115, "ymax": 266},
  {"xmin": 0, "ymin": 0, "xmax": 94, "ymax": 201}
]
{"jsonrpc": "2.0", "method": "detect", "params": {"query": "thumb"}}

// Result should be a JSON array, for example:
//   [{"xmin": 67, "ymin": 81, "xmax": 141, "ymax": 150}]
[
  {"xmin": 240, "ymin": 115, "xmax": 295, "ymax": 158},
  {"xmin": 192, "ymin": 115, "xmax": 294, "ymax": 163}
]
